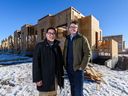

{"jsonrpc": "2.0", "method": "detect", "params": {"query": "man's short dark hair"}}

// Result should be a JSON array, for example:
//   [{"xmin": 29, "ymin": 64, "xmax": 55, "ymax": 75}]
[
  {"xmin": 70, "ymin": 21, "xmax": 79, "ymax": 25},
  {"xmin": 46, "ymin": 27, "xmax": 56, "ymax": 33}
]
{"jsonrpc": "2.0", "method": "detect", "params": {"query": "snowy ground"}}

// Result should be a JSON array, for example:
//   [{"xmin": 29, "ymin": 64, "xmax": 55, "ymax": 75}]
[
  {"xmin": 0, "ymin": 63, "xmax": 38, "ymax": 96},
  {"xmin": 0, "ymin": 54, "xmax": 128, "ymax": 96}
]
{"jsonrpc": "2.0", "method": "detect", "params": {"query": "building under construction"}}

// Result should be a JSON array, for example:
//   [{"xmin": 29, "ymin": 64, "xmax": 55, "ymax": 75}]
[
  {"xmin": 0, "ymin": 7, "xmax": 119, "ymax": 63},
  {"xmin": 103, "ymin": 35, "xmax": 125, "ymax": 53}
]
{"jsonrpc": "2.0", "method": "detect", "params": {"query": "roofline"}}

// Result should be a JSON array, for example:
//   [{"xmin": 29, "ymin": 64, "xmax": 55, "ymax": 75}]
[
  {"xmin": 103, "ymin": 35, "xmax": 123, "ymax": 38},
  {"xmin": 38, "ymin": 14, "xmax": 52, "ymax": 21}
]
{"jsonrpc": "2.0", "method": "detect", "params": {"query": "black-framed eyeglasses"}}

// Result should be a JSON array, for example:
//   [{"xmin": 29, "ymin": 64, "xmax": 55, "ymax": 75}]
[
  {"xmin": 47, "ymin": 32, "xmax": 56, "ymax": 35},
  {"xmin": 69, "ymin": 26, "xmax": 78, "ymax": 29}
]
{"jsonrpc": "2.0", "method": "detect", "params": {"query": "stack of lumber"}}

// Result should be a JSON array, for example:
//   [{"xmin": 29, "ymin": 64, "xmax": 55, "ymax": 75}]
[{"xmin": 84, "ymin": 65, "xmax": 105, "ymax": 84}]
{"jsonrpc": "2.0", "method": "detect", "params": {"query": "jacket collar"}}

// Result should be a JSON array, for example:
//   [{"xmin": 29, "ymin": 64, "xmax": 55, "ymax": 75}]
[
  {"xmin": 44, "ymin": 38, "xmax": 60, "ymax": 47},
  {"xmin": 66, "ymin": 32, "xmax": 82, "ymax": 40}
]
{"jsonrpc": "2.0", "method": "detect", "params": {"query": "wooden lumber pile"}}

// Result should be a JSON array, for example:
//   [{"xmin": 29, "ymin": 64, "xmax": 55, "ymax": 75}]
[{"xmin": 84, "ymin": 65, "xmax": 105, "ymax": 84}]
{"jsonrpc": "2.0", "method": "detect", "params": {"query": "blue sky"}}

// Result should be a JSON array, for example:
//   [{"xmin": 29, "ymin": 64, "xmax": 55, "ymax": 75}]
[{"xmin": 0, "ymin": 0, "xmax": 128, "ymax": 47}]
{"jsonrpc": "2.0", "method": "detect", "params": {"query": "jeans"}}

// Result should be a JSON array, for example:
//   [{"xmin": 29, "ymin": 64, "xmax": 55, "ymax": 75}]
[{"xmin": 66, "ymin": 66, "xmax": 84, "ymax": 96}]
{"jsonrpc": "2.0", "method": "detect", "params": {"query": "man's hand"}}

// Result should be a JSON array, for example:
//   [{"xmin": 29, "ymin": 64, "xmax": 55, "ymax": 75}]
[{"xmin": 36, "ymin": 80, "xmax": 43, "ymax": 86}]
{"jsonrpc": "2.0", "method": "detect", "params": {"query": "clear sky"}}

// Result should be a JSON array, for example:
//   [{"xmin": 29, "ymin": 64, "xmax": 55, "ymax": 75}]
[{"xmin": 0, "ymin": 0, "xmax": 128, "ymax": 48}]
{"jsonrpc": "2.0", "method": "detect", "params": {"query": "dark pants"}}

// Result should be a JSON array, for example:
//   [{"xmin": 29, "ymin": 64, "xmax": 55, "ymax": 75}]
[{"xmin": 66, "ymin": 65, "xmax": 84, "ymax": 96}]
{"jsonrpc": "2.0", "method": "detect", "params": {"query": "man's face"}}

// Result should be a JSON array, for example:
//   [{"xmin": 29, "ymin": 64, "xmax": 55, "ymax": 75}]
[
  {"xmin": 46, "ymin": 29, "xmax": 56, "ymax": 42},
  {"xmin": 69, "ymin": 23, "xmax": 78, "ymax": 35}
]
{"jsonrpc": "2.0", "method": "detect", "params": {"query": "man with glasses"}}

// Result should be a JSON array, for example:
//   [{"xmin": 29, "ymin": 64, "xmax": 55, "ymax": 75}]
[
  {"xmin": 33, "ymin": 27, "xmax": 64, "ymax": 96},
  {"xmin": 63, "ymin": 21, "xmax": 91, "ymax": 96}
]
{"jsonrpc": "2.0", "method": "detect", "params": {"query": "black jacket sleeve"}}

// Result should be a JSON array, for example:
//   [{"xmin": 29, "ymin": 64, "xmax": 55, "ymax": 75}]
[
  {"xmin": 57, "ymin": 46, "xmax": 64, "ymax": 88},
  {"xmin": 32, "ymin": 43, "xmax": 42, "ymax": 82}
]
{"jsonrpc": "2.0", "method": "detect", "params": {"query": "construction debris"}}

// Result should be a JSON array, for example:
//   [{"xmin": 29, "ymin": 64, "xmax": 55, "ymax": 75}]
[
  {"xmin": 84, "ymin": 64, "xmax": 106, "ymax": 84},
  {"xmin": 84, "ymin": 64, "xmax": 106, "ymax": 90},
  {"xmin": 115, "ymin": 56, "xmax": 128, "ymax": 70}
]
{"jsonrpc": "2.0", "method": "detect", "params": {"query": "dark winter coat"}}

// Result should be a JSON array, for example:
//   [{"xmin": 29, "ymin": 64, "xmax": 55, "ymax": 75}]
[
  {"xmin": 32, "ymin": 39, "xmax": 64, "ymax": 92},
  {"xmin": 63, "ymin": 33, "xmax": 91, "ymax": 71}
]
